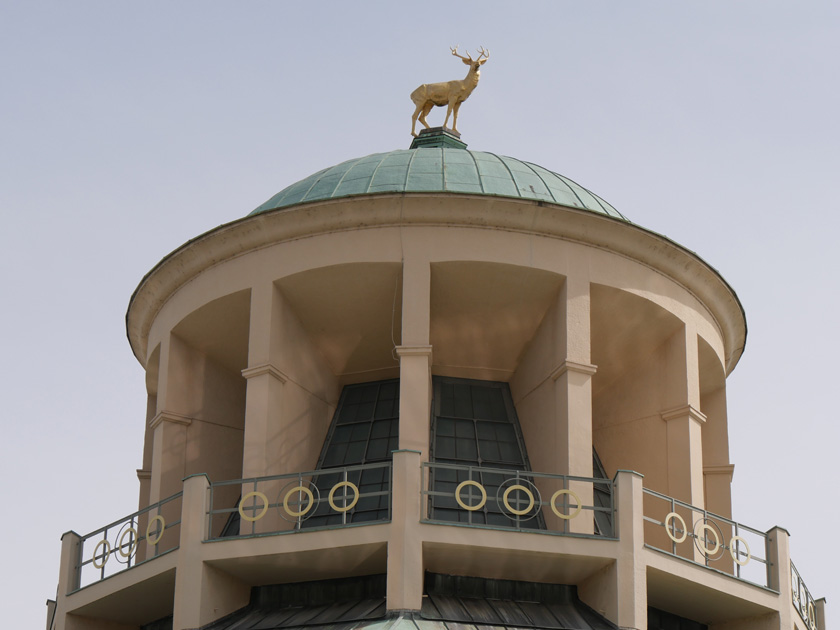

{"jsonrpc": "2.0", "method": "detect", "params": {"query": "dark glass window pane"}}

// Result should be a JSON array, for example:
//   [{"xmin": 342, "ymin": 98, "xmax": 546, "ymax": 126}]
[
  {"xmin": 454, "ymin": 418, "xmax": 474, "ymax": 439},
  {"xmin": 303, "ymin": 380, "xmax": 399, "ymax": 529},
  {"xmin": 367, "ymin": 438, "xmax": 389, "ymax": 460},
  {"xmin": 435, "ymin": 436, "xmax": 456, "ymax": 459},
  {"xmin": 439, "ymin": 382, "xmax": 455, "ymax": 417},
  {"xmin": 344, "ymin": 441, "xmax": 366, "ymax": 464},
  {"xmin": 456, "ymin": 438, "xmax": 478, "ymax": 460},
  {"xmin": 471, "ymin": 385, "xmax": 493, "ymax": 420},
  {"xmin": 453, "ymin": 383, "xmax": 472, "ymax": 418},
  {"xmin": 429, "ymin": 377, "xmax": 542, "ymax": 530},
  {"xmin": 436, "ymin": 417, "xmax": 455, "ymax": 437}
]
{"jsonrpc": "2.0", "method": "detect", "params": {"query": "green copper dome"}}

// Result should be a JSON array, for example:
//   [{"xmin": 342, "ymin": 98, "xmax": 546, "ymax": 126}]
[{"xmin": 250, "ymin": 148, "xmax": 627, "ymax": 221}]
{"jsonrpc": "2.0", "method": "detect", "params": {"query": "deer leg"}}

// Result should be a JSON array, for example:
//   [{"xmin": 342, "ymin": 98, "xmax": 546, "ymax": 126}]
[
  {"xmin": 443, "ymin": 102, "xmax": 454, "ymax": 130},
  {"xmin": 411, "ymin": 103, "xmax": 423, "ymax": 137},
  {"xmin": 418, "ymin": 102, "xmax": 433, "ymax": 130},
  {"xmin": 451, "ymin": 102, "xmax": 463, "ymax": 134}
]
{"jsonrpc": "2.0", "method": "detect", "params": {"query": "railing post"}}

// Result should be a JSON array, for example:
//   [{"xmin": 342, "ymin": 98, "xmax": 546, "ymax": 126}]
[
  {"xmin": 616, "ymin": 470, "xmax": 646, "ymax": 630},
  {"xmin": 49, "ymin": 530, "xmax": 82, "ymax": 630},
  {"xmin": 173, "ymin": 474, "xmax": 249, "ymax": 630},
  {"xmin": 815, "ymin": 598, "xmax": 828, "ymax": 630},
  {"xmin": 387, "ymin": 449, "xmax": 423, "ymax": 612},
  {"xmin": 766, "ymin": 526, "xmax": 794, "ymax": 630}
]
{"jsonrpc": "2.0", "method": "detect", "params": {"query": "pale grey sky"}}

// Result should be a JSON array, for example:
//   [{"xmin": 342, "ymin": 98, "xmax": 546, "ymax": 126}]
[{"xmin": 1, "ymin": 2, "xmax": 837, "ymax": 626}]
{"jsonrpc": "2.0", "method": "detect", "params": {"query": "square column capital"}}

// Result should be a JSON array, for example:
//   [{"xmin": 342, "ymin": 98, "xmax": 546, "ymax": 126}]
[
  {"xmin": 241, "ymin": 363, "xmax": 288, "ymax": 383},
  {"xmin": 660, "ymin": 404, "xmax": 706, "ymax": 425}
]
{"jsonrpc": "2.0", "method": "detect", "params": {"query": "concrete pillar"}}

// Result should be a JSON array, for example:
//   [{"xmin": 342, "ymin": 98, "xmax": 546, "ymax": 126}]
[
  {"xmin": 386, "ymin": 450, "xmax": 423, "ymax": 612},
  {"xmin": 149, "ymin": 334, "xmax": 194, "ymax": 505},
  {"xmin": 656, "ymin": 325, "xmax": 706, "ymax": 562},
  {"xmin": 242, "ymin": 282, "xmax": 285, "ymax": 479},
  {"xmin": 815, "ymin": 598, "xmax": 827, "ymax": 630},
  {"xmin": 398, "ymin": 259, "xmax": 431, "ymax": 458},
  {"xmin": 239, "ymin": 283, "xmax": 290, "ymax": 536},
  {"xmin": 766, "ymin": 526, "xmax": 794, "ymax": 630},
  {"xmin": 702, "ymin": 464, "xmax": 735, "ymax": 573},
  {"xmin": 615, "ymin": 470, "xmax": 647, "ymax": 630},
  {"xmin": 173, "ymin": 474, "xmax": 249, "ymax": 630},
  {"xmin": 552, "ymin": 275, "xmax": 595, "ymax": 534},
  {"xmin": 701, "ymin": 384, "xmax": 733, "ymax": 518},
  {"xmin": 51, "ymin": 531, "xmax": 81, "ymax": 630},
  {"xmin": 660, "ymin": 325, "xmax": 705, "ymax": 507},
  {"xmin": 45, "ymin": 599, "xmax": 56, "ymax": 630}
]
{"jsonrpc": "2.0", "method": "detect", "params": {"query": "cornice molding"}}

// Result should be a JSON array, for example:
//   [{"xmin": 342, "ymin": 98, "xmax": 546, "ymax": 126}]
[
  {"xmin": 136, "ymin": 469, "xmax": 152, "ymax": 480},
  {"xmin": 241, "ymin": 363, "xmax": 288, "ymax": 383},
  {"xmin": 395, "ymin": 345, "xmax": 433, "ymax": 360},
  {"xmin": 660, "ymin": 404, "xmax": 707, "ymax": 424},
  {"xmin": 149, "ymin": 410, "xmax": 193, "ymax": 430},
  {"xmin": 551, "ymin": 360, "xmax": 598, "ymax": 381},
  {"xmin": 703, "ymin": 464, "xmax": 735, "ymax": 481}
]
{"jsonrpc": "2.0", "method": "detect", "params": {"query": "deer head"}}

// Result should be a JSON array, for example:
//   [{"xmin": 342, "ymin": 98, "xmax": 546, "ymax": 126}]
[{"xmin": 450, "ymin": 46, "xmax": 489, "ymax": 73}]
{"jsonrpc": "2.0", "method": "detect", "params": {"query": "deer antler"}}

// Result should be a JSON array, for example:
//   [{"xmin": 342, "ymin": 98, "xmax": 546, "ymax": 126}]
[
  {"xmin": 476, "ymin": 46, "xmax": 489, "ymax": 61},
  {"xmin": 451, "ymin": 46, "xmax": 472, "ymax": 62}
]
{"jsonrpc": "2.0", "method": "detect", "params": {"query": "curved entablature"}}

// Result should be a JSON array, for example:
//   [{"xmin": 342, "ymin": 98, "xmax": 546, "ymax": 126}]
[{"xmin": 128, "ymin": 194, "xmax": 746, "ymax": 375}]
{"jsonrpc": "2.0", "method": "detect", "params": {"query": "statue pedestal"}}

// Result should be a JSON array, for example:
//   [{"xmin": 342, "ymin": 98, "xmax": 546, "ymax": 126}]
[{"xmin": 410, "ymin": 127, "xmax": 467, "ymax": 150}]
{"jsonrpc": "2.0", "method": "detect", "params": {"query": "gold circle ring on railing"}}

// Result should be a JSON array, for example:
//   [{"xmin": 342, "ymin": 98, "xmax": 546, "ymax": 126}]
[
  {"xmin": 454, "ymin": 480, "xmax": 486, "ymax": 511},
  {"xmin": 502, "ymin": 484, "xmax": 535, "ymax": 516},
  {"xmin": 694, "ymin": 521, "xmax": 721, "ymax": 556},
  {"xmin": 728, "ymin": 535, "xmax": 751, "ymax": 566},
  {"xmin": 238, "ymin": 492, "xmax": 269, "ymax": 522},
  {"xmin": 282, "ymin": 486, "xmax": 315, "ymax": 517},
  {"xmin": 808, "ymin": 601, "xmax": 817, "ymax": 630},
  {"xmin": 664, "ymin": 512, "xmax": 688, "ymax": 543},
  {"xmin": 550, "ymin": 489, "xmax": 582, "ymax": 520},
  {"xmin": 91, "ymin": 539, "xmax": 111, "ymax": 569},
  {"xmin": 117, "ymin": 526, "xmax": 138, "ymax": 559},
  {"xmin": 146, "ymin": 515, "xmax": 166, "ymax": 545},
  {"xmin": 329, "ymin": 481, "xmax": 360, "ymax": 512}
]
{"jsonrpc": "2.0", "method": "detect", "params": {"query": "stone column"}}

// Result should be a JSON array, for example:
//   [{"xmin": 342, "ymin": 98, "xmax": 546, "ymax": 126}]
[
  {"xmin": 148, "ymin": 334, "xmax": 194, "ymax": 505},
  {"xmin": 241, "ymin": 282, "xmax": 286, "ymax": 479},
  {"xmin": 238, "ymin": 282, "xmax": 290, "ymax": 536},
  {"xmin": 552, "ymin": 275, "xmax": 596, "ymax": 534},
  {"xmin": 658, "ymin": 325, "xmax": 706, "ymax": 562},
  {"xmin": 660, "ymin": 325, "xmax": 705, "ymax": 507},
  {"xmin": 173, "ymin": 474, "xmax": 249, "ymax": 630},
  {"xmin": 386, "ymin": 449, "xmax": 424, "ymax": 612},
  {"xmin": 398, "ymin": 258, "xmax": 431, "ymax": 458}
]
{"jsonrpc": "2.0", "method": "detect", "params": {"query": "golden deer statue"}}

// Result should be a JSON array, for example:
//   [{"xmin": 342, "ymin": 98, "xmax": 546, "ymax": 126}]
[{"xmin": 411, "ymin": 46, "xmax": 489, "ymax": 137}]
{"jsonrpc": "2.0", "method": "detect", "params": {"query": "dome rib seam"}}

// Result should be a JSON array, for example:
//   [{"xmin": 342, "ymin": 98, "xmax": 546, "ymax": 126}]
[
  {"xmin": 365, "ymin": 152, "xmax": 389, "ymax": 194},
  {"xmin": 554, "ymin": 170, "xmax": 626, "ymax": 220},
  {"xmin": 299, "ymin": 164, "xmax": 331, "ymax": 204},
  {"xmin": 330, "ymin": 156, "xmax": 366, "ymax": 199},
  {"xmin": 523, "ymin": 161, "xmax": 572, "ymax": 207},
  {"xmin": 466, "ymin": 149, "xmax": 485, "ymax": 193},
  {"xmin": 485, "ymin": 152, "xmax": 521, "ymax": 199},
  {"xmin": 403, "ymin": 147, "xmax": 420, "ymax": 190}
]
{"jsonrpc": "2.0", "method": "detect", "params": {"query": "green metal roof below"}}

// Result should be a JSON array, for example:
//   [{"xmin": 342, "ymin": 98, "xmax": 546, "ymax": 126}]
[{"xmin": 250, "ymin": 148, "xmax": 627, "ymax": 221}]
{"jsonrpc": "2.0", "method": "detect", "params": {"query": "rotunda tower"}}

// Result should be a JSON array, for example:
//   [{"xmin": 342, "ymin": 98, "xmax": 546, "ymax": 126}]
[{"xmin": 49, "ymin": 128, "xmax": 826, "ymax": 630}]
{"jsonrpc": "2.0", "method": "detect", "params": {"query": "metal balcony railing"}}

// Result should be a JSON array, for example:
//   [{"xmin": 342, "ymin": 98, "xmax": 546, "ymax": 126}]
[
  {"xmin": 642, "ymin": 488, "xmax": 770, "ymax": 588},
  {"xmin": 421, "ymin": 462, "xmax": 616, "ymax": 538},
  {"xmin": 206, "ymin": 462, "xmax": 392, "ymax": 540},
  {"xmin": 792, "ymin": 560, "xmax": 820, "ymax": 630},
  {"xmin": 75, "ymin": 492, "xmax": 182, "ymax": 591}
]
